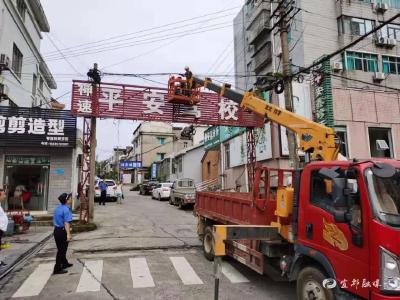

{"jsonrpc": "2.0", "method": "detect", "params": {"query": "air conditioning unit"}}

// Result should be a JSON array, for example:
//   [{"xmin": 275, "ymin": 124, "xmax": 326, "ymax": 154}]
[
  {"xmin": 387, "ymin": 38, "xmax": 397, "ymax": 47},
  {"xmin": 332, "ymin": 61, "xmax": 343, "ymax": 72},
  {"xmin": 0, "ymin": 83, "xmax": 9, "ymax": 99},
  {"xmin": 373, "ymin": 72, "xmax": 385, "ymax": 82},
  {"xmin": 375, "ymin": 37, "xmax": 397, "ymax": 48},
  {"xmin": 376, "ymin": 3, "xmax": 389, "ymax": 12},
  {"xmin": 0, "ymin": 54, "xmax": 10, "ymax": 68}
]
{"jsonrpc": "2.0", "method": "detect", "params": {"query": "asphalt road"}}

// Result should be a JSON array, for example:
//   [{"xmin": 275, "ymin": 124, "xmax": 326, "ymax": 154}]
[{"xmin": 0, "ymin": 189, "xmax": 296, "ymax": 300}]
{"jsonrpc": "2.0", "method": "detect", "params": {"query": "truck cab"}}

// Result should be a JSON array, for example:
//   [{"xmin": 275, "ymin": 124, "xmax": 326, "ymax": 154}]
[{"xmin": 294, "ymin": 160, "xmax": 400, "ymax": 299}]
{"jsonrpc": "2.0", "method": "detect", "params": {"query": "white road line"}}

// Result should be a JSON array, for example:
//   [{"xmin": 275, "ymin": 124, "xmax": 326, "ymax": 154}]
[
  {"xmin": 12, "ymin": 263, "xmax": 53, "ymax": 298},
  {"xmin": 129, "ymin": 258, "xmax": 155, "ymax": 288},
  {"xmin": 170, "ymin": 257, "xmax": 203, "ymax": 285},
  {"xmin": 76, "ymin": 260, "xmax": 103, "ymax": 293},
  {"xmin": 221, "ymin": 261, "xmax": 250, "ymax": 283}
]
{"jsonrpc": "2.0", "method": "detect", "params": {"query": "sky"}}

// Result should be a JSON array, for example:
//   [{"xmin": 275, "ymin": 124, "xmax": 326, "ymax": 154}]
[{"xmin": 40, "ymin": 0, "xmax": 243, "ymax": 160}]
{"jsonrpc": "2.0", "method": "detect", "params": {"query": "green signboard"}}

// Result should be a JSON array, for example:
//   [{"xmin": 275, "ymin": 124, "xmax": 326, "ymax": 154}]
[
  {"xmin": 204, "ymin": 126, "xmax": 246, "ymax": 150},
  {"xmin": 313, "ymin": 57, "xmax": 334, "ymax": 128}
]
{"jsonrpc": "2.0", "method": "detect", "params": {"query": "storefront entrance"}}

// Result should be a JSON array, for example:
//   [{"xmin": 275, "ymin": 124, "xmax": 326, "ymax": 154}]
[{"xmin": 3, "ymin": 156, "xmax": 50, "ymax": 211}]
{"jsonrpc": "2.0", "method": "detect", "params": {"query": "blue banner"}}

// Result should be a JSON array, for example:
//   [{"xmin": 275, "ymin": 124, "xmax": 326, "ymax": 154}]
[{"xmin": 119, "ymin": 161, "xmax": 142, "ymax": 169}]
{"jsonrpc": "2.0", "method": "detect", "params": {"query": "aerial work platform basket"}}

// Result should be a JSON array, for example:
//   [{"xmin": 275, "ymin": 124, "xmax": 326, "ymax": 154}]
[{"xmin": 167, "ymin": 76, "xmax": 200, "ymax": 105}]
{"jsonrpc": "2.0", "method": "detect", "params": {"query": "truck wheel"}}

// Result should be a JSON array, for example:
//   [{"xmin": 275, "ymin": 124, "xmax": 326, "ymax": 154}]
[
  {"xmin": 297, "ymin": 267, "xmax": 335, "ymax": 300},
  {"xmin": 202, "ymin": 227, "xmax": 214, "ymax": 261},
  {"xmin": 178, "ymin": 200, "xmax": 184, "ymax": 209}
]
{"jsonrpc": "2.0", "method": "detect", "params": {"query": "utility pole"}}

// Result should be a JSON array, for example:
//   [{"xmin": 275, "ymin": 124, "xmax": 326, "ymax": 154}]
[
  {"xmin": 87, "ymin": 63, "xmax": 100, "ymax": 222},
  {"xmin": 278, "ymin": 0, "xmax": 299, "ymax": 169}
]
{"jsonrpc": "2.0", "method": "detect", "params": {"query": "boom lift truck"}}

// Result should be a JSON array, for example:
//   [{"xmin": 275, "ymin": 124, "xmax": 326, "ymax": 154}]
[{"xmin": 167, "ymin": 75, "xmax": 400, "ymax": 300}]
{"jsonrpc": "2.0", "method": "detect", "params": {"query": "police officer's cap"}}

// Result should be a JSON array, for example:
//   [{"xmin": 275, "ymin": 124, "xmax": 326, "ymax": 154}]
[{"xmin": 58, "ymin": 193, "xmax": 70, "ymax": 204}]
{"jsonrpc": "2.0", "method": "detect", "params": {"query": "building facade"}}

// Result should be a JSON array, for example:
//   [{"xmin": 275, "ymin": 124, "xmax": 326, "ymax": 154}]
[
  {"xmin": 0, "ymin": 0, "xmax": 56, "ymax": 107},
  {"xmin": 230, "ymin": 0, "xmax": 400, "ymax": 181}
]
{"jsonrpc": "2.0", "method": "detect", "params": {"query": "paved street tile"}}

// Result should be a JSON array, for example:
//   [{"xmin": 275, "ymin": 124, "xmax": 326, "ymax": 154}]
[{"xmin": 170, "ymin": 256, "xmax": 204, "ymax": 285}]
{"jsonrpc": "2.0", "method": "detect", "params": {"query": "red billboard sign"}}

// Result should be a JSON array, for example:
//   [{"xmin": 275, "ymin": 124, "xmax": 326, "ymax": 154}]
[{"xmin": 71, "ymin": 81, "xmax": 263, "ymax": 127}]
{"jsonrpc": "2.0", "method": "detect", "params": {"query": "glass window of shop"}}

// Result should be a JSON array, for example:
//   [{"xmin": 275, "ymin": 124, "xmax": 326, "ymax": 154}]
[{"xmin": 3, "ymin": 156, "xmax": 50, "ymax": 211}]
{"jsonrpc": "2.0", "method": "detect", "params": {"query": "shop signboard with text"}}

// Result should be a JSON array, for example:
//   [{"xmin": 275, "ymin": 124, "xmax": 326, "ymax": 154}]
[
  {"xmin": 0, "ymin": 107, "xmax": 77, "ymax": 148},
  {"xmin": 119, "ymin": 161, "xmax": 142, "ymax": 170}
]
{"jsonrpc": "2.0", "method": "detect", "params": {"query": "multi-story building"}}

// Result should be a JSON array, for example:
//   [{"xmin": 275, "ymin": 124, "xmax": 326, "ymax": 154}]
[
  {"xmin": 230, "ymin": 0, "xmax": 400, "ymax": 178},
  {"xmin": 131, "ymin": 122, "xmax": 191, "ymax": 183},
  {"xmin": 0, "ymin": 0, "xmax": 57, "ymax": 107}
]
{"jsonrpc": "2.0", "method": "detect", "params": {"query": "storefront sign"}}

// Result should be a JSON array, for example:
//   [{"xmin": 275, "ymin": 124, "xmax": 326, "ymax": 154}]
[
  {"xmin": 119, "ymin": 161, "xmax": 142, "ymax": 169},
  {"xmin": 71, "ymin": 81, "xmax": 263, "ymax": 128},
  {"xmin": 0, "ymin": 107, "xmax": 77, "ymax": 148},
  {"xmin": 312, "ymin": 57, "xmax": 334, "ymax": 128},
  {"xmin": 51, "ymin": 168, "xmax": 65, "ymax": 175},
  {"xmin": 151, "ymin": 163, "xmax": 157, "ymax": 179},
  {"xmin": 5, "ymin": 156, "xmax": 50, "ymax": 166},
  {"xmin": 204, "ymin": 126, "xmax": 245, "ymax": 150}
]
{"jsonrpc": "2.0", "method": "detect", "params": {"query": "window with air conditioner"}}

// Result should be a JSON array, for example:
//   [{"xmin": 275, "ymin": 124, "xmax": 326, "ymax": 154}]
[
  {"xmin": 12, "ymin": 44, "xmax": 23, "ymax": 78},
  {"xmin": 368, "ymin": 127, "xmax": 393, "ymax": 158}
]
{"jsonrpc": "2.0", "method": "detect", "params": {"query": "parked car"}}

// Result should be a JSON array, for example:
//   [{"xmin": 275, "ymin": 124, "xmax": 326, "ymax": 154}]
[
  {"xmin": 169, "ymin": 178, "xmax": 196, "ymax": 209},
  {"xmin": 151, "ymin": 182, "xmax": 173, "ymax": 201},
  {"xmin": 95, "ymin": 179, "xmax": 121, "ymax": 202},
  {"xmin": 139, "ymin": 181, "xmax": 159, "ymax": 195}
]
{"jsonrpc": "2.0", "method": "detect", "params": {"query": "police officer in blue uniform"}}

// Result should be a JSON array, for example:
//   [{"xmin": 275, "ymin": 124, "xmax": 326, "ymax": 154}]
[{"xmin": 53, "ymin": 193, "xmax": 73, "ymax": 274}]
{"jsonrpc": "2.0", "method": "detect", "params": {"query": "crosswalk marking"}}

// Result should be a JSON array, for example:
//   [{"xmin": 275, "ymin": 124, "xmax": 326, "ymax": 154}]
[
  {"xmin": 12, "ymin": 263, "xmax": 53, "ymax": 298},
  {"xmin": 76, "ymin": 260, "xmax": 103, "ymax": 293},
  {"xmin": 130, "ymin": 257, "xmax": 155, "ymax": 288},
  {"xmin": 221, "ymin": 261, "xmax": 249, "ymax": 283},
  {"xmin": 170, "ymin": 257, "xmax": 203, "ymax": 285}
]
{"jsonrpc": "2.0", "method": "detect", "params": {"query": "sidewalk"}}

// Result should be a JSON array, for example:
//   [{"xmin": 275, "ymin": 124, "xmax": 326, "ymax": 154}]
[{"xmin": 0, "ymin": 226, "xmax": 53, "ymax": 278}]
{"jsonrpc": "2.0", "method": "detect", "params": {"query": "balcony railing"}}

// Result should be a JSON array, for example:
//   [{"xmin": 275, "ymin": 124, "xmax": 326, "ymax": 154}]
[{"xmin": 253, "ymin": 43, "xmax": 272, "ymax": 72}]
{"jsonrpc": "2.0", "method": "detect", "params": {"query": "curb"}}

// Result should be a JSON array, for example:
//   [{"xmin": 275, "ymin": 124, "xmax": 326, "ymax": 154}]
[{"xmin": 0, "ymin": 231, "xmax": 53, "ymax": 280}]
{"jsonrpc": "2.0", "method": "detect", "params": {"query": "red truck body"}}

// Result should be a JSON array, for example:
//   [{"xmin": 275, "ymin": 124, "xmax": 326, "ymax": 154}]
[{"xmin": 195, "ymin": 161, "xmax": 400, "ymax": 300}]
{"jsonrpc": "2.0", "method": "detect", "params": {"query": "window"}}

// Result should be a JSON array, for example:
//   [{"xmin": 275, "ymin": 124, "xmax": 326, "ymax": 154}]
[
  {"xmin": 345, "ymin": 51, "xmax": 378, "ymax": 72},
  {"xmin": 39, "ymin": 76, "xmax": 44, "ymax": 91},
  {"xmin": 367, "ymin": 0, "xmax": 400, "ymax": 9},
  {"xmin": 335, "ymin": 126, "xmax": 349, "ymax": 158},
  {"xmin": 156, "ymin": 153, "xmax": 165, "ymax": 161},
  {"xmin": 183, "ymin": 142, "xmax": 188, "ymax": 148},
  {"xmin": 350, "ymin": 18, "xmax": 373, "ymax": 36},
  {"xmin": 16, "ymin": 0, "xmax": 26, "ymax": 21},
  {"xmin": 380, "ymin": 23, "xmax": 400, "ymax": 40},
  {"xmin": 32, "ymin": 74, "xmax": 37, "ymax": 96},
  {"xmin": 178, "ymin": 156, "xmax": 183, "ymax": 172},
  {"xmin": 157, "ymin": 137, "xmax": 165, "ymax": 145},
  {"xmin": 224, "ymin": 143, "xmax": 230, "ymax": 169},
  {"xmin": 383, "ymin": 55, "xmax": 400, "ymax": 74},
  {"xmin": 368, "ymin": 128, "xmax": 393, "ymax": 158},
  {"xmin": 12, "ymin": 44, "xmax": 23, "ymax": 78},
  {"xmin": 207, "ymin": 161, "xmax": 211, "ymax": 177},
  {"xmin": 310, "ymin": 170, "xmax": 334, "ymax": 212}
]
